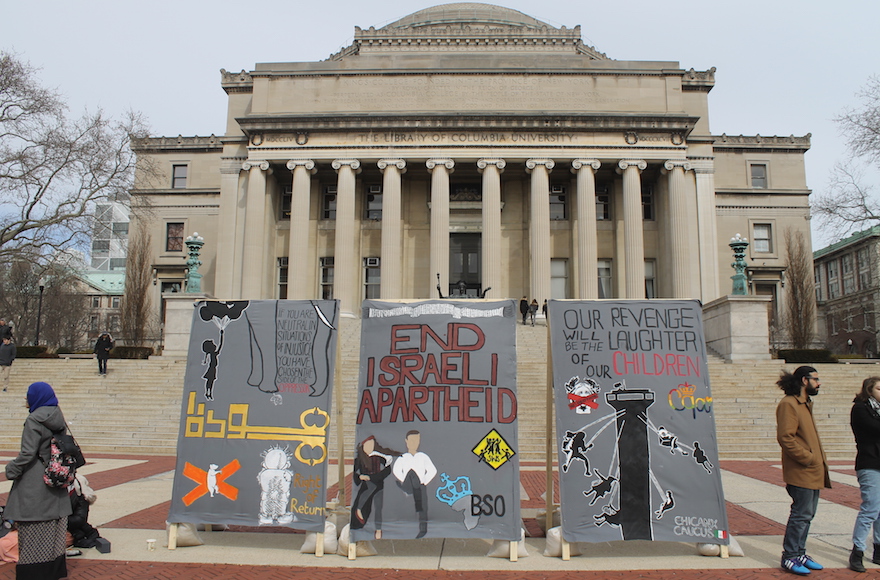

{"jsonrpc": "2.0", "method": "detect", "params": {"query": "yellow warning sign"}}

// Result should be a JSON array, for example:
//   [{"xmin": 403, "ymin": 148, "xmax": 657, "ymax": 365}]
[{"xmin": 472, "ymin": 429, "xmax": 516, "ymax": 470}]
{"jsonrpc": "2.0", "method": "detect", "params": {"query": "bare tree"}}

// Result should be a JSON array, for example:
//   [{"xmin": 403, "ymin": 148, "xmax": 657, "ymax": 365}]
[
  {"xmin": 0, "ymin": 51, "xmax": 149, "ymax": 261},
  {"xmin": 782, "ymin": 228, "xmax": 816, "ymax": 349},
  {"xmin": 814, "ymin": 76, "xmax": 880, "ymax": 237},
  {"xmin": 121, "ymin": 219, "xmax": 153, "ymax": 347}
]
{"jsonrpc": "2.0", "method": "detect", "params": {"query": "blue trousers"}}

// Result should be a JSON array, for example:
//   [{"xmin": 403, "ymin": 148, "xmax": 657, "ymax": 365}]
[
  {"xmin": 852, "ymin": 469, "xmax": 880, "ymax": 551},
  {"xmin": 782, "ymin": 484, "xmax": 819, "ymax": 560}
]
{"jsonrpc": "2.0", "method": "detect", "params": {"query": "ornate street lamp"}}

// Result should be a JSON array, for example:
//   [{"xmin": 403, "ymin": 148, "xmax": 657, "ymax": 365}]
[
  {"xmin": 185, "ymin": 232, "xmax": 205, "ymax": 293},
  {"xmin": 729, "ymin": 233, "xmax": 749, "ymax": 296},
  {"xmin": 35, "ymin": 278, "xmax": 45, "ymax": 345}
]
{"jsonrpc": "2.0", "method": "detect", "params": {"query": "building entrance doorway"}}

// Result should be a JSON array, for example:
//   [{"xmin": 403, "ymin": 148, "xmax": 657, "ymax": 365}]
[{"xmin": 449, "ymin": 233, "xmax": 481, "ymax": 297}]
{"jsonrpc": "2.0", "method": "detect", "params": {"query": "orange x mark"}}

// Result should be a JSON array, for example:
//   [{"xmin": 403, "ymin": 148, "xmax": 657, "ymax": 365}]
[{"xmin": 182, "ymin": 459, "xmax": 241, "ymax": 506}]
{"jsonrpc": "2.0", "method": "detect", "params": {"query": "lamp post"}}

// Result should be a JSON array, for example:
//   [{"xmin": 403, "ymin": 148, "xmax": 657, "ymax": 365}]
[
  {"xmin": 184, "ymin": 232, "xmax": 205, "ymax": 293},
  {"xmin": 35, "ymin": 278, "xmax": 45, "ymax": 345},
  {"xmin": 729, "ymin": 233, "xmax": 749, "ymax": 296}
]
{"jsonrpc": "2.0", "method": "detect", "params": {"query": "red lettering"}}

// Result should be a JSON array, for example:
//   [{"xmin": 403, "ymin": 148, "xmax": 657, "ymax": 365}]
[
  {"xmin": 389, "ymin": 387, "xmax": 412, "ymax": 422},
  {"xmin": 399, "ymin": 354, "xmax": 425, "ymax": 385},
  {"xmin": 440, "ymin": 352, "xmax": 460, "ymax": 384},
  {"xmin": 409, "ymin": 386, "xmax": 429, "ymax": 421},
  {"xmin": 356, "ymin": 390, "xmax": 377, "ymax": 424},
  {"xmin": 421, "ymin": 325, "xmax": 451, "ymax": 351},
  {"xmin": 378, "ymin": 356, "xmax": 401, "ymax": 386},
  {"xmin": 421, "ymin": 353, "xmax": 443, "ymax": 385},
  {"xmin": 497, "ymin": 388, "xmax": 517, "ymax": 423},
  {"xmin": 450, "ymin": 323, "xmax": 485, "ymax": 350},
  {"xmin": 390, "ymin": 324, "xmax": 420, "ymax": 354},
  {"xmin": 461, "ymin": 352, "xmax": 488, "ymax": 385},
  {"xmin": 366, "ymin": 357, "xmax": 374, "ymax": 387}
]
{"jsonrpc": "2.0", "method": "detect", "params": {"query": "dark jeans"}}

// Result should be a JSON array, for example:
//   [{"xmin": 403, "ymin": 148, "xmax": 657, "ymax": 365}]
[
  {"xmin": 97, "ymin": 356, "xmax": 108, "ymax": 374},
  {"xmin": 782, "ymin": 484, "xmax": 820, "ymax": 560}
]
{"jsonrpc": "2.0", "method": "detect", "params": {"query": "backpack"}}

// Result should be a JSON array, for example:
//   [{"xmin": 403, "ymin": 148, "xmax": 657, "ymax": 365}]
[{"xmin": 43, "ymin": 431, "xmax": 85, "ymax": 488}]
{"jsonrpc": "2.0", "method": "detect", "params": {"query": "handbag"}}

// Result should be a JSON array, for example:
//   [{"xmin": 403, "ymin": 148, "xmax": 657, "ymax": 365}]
[{"xmin": 43, "ymin": 427, "xmax": 85, "ymax": 488}]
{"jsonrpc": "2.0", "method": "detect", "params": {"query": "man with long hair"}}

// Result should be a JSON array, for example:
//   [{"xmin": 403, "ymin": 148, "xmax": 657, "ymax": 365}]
[{"xmin": 776, "ymin": 366, "xmax": 831, "ymax": 575}]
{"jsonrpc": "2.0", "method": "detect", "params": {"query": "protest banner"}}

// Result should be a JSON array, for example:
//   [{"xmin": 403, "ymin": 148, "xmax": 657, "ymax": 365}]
[
  {"xmin": 548, "ymin": 299, "xmax": 728, "ymax": 544},
  {"xmin": 168, "ymin": 300, "xmax": 338, "ymax": 531},
  {"xmin": 352, "ymin": 300, "xmax": 520, "ymax": 542}
]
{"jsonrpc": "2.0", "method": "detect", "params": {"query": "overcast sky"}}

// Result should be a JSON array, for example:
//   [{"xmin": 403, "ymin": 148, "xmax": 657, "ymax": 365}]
[{"xmin": 3, "ymin": 0, "xmax": 878, "ymax": 249}]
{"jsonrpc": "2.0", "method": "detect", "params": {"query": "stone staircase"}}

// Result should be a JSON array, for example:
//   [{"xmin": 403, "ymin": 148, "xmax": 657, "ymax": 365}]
[{"xmin": 0, "ymin": 327, "xmax": 869, "ymax": 464}]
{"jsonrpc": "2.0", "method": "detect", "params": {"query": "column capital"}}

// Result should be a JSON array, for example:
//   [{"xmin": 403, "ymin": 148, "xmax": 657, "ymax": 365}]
[
  {"xmin": 242, "ymin": 160, "xmax": 270, "ymax": 172},
  {"xmin": 332, "ymin": 159, "xmax": 361, "ymax": 172},
  {"xmin": 378, "ymin": 159, "xmax": 407, "ymax": 173},
  {"xmin": 426, "ymin": 158, "xmax": 455, "ymax": 172},
  {"xmin": 525, "ymin": 158, "xmax": 555, "ymax": 173},
  {"xmin": 477, "ymin": 158, "xmax": 506, "ymax": 172},
  {"xmin": 687, "ymin": 157, "xmax": 716, "ymax": 174},
  {"xmin": 616, "ymin": 159, "xmax": 647, "ymax": 174},
  {"xmin": 571, "ymin": 159, "xmax": 601, "ymax": 173},
  {"xmin": 286, "ymin": 159, "xmax": 317, "ymax": 174},
  {"xmin": 663, "ymin": 160, "xmax": 692, "ymax": 173}
]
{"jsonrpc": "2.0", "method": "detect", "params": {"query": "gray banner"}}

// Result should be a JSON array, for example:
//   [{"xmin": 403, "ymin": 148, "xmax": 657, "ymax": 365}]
[
  {"xmin": 352, "ymin": 300, "xmax": 520, "ymax": 541},
  {"xmin": 548, "ymin": 299, "xmax": 728, "ymax": 544},
  {"xmin": 168, "ymin": 300, "xmax": 339, "ymax": 532}
]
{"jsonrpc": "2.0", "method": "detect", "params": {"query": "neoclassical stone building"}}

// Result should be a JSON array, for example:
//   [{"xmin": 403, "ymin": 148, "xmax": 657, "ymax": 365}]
[{"xmin": 131, "ymin": 3, "xmax": 813, "ymax": 321}]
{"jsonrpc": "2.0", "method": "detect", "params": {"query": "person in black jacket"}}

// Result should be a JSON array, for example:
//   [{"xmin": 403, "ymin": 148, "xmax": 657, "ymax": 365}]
[
  {"xmin": 519, "ymin": 297, "xmax": 528, "ymax": 326},
  {"xmin": 94, "ymin": 333, "xmax": 113, "ymax": 375},
  {"xmin": 848, "ymin": 376, "xmax": 880, "ymax": 572},
  {"xmin": 67, "ymin": 474, "xmax": 101, "ymax": 548}
]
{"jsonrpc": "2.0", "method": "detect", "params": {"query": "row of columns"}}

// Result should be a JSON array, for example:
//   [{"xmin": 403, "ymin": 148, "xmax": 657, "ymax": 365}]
[{"xmin": 219, "ymin": 156, "xmax": 712, "ymax": 316}]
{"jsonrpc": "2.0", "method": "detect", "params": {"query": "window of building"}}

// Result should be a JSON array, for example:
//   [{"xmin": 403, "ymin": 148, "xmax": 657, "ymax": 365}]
[
  {"xmin": 280, "ymin": 185, "xmax": 292, "ymax": 220},
  {"xmin": 642, "ymin": 186, "xmax": 654, "ymax": 221},
  {"xmin": 596, "ymin": 186, "xmax": 610, "ymax": 220},
  {"xmin": 91, "ymin": 239, "xmax": 110, "ymax": 253},
  {"xmin": 753, "ymin": 224, "xmax": 772, "ymax": 253},
  {"xmin": 814, "ymin": 267, "xmax": 823, "ymax": 302},
  {"xmin": 109, "ymin": 258, "xmax": 127, "ymax": 270},
  {"xmin": 866, "ymin": 309, "xmax": 876, "ymax": 331},
  {"xmin": 322, "ymin": 186, "xmax": 337, "ymax": 220},
  {"xmin": 320, "ymin": 257, "xmax": 334, "ymax": 299},
  {"xmin": 112, "ymin": 222, "xmax": 129, "ymax": 237},
  {"xmin": 551, "ymin": 258, "xmax": 568, "ymax": 298},
  {"xmin": 365, "ymin": 185, "xmax": 383, "ymax": 220},
  {"xmin": 111, "ymin": 296, "xmax": 120, "ymax": 309},
  {"xmin": 109, "ymin": 315, "xmax": 120, "ymax": 334},
  {"xmin": 364, "ymin": 257, "xmax": 381, "ymax": 299},
  {"xmin": 278, "ymin": 257, "xmax": 288, "ymax": 299},
  {"xmin": 827, "ymin": 259, "xmax": 839, "ymax": 298},
  {"xmin": 172, "ymin": 165, "xmax": 188, "ymax": 189},
  {"xmin": 828, "ymin": 314, "xmax": 837, "ymax": 335},
  {"xmin": 90, "ymin": 315, "xmax": 99, "ymax": 332},
  {"xmin": 166, "ymin": 222, "xmax": 184, "ymax": 251},
  {"xmin": 750, "ymin": 163, "xmax": 767, "ymax": 188},
  {"xmin": 91, "ymin": 296, "xmax": 101, "ymax": 308},
  {"xmin": 597, "ymin": 259, "xmax": 612, "ymax": 299},
  {"xmin": 857, "ymin": 248, "xmax": 871, "ymax": 290},
  {"xmin": 550, "ymin": 185, "xmax": 567, "ymax": 220},
  {"xmin": 645, "ymin": 260, "xmax": 656, "ymax": 299}
]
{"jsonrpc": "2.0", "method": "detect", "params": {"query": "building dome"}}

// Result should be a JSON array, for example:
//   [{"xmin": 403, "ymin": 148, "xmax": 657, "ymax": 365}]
[{"xmin": 383, "ymin": 3, "xmax": 552, "ymax": 30}]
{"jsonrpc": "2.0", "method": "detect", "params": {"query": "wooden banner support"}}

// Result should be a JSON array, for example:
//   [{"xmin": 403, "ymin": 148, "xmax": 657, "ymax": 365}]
[{"xmin": 167, "ymin": 523, "xmax": 178, "ymax": 550}]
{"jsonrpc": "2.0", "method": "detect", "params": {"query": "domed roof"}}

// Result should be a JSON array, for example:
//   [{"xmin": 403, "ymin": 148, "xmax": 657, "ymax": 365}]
[{"xmin": 384, "ymin": 3, "xmax": 552, "ymax": 30}]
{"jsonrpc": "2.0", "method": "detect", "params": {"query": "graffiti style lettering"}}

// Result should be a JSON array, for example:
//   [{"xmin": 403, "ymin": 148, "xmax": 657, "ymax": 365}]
[{"xmin": 668, "ymin": 383, "xmax": 713, "ymax": 418}]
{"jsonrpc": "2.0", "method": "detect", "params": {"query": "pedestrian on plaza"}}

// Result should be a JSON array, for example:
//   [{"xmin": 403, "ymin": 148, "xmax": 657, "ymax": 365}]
[
  {"xmin": 519, "ymin": 297, "xmax": 529, "ymax": 325},
  {"xmin": 776, "ymin": 365, "xmax": 831, "ymax": 576},
  {"xmin": 529, "ymin": 299, "xmax": 538, "ymax": 326},
  {"xmin": 5, "ymin": 382, "xmax": 73, "ymax": 580},
  {"xmin": 0, "ymin": 336, "xmax": 15, "ymax": 392},
  {"xmin": 847, "ymin": 376, "xmax": 880, "ymax": 572},
  {"xmin": 542, "ymin": 299, "xmax": 548, "ymax": 320},
  {"xmin": 0, "ymin": 319, "xmax": 12, "ymax": 341},
  {"xmin": 94, "ymin": 332, "xmax": 113, "ymax": 375}
]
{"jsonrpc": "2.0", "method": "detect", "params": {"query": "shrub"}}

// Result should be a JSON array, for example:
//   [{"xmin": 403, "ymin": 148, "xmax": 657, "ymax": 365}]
[
  {"xmin": 110, "ymin": 346, "xmax": 153, "ymax": 359},
  {"xmin": 777, "ymin": 349, "xmax": 837, "ymax": 363},
  {"xmin": 16, "ymin": 345, "xmax": 49, "ymax": 358}
]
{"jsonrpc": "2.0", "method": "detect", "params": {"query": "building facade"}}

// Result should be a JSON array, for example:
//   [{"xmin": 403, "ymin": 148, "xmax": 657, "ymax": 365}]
[
  {"xmin": 131, "ymin": 4, "xmax": 813, "ymax": 323},
  {"xmin": 814, "ymin": 226, "xmax": 880, "ymax": 356}
]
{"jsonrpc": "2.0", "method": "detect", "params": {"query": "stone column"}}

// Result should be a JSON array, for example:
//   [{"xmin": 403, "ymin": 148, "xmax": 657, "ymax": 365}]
[
  {"xmin": 215, "ymin": 160, "xmax": 244, "ymax": 299},
  {"xmin": 572, "ymin": 159, "xmax": 601, "ymax": 299},
  {"xmin": 332, "ymin": 159, "xmax": 361, "ymax": 317},
  {"xmin": 240, "ymin": 160, "xmax": 271, "ymax": 299},
  {"xmin": 427, "ymin": 159, "xmax": 454, "ymax": 297},
  {"xmin": 478, "ymin": 158, "xmax": 505, "ymax": 299},
  {"xmin": 526, "ymin": 159, "xmax": 554, "ymax": 305},
  {"xmin": 618, "ymin": 160, "xmax": 647, "ymax": 299},
  {"xmin": 378, "ymin": 159, "xmax": 406, "ymax": 299},
  {"xmin": 693, "ymin": 161, "xmax": 720, "ymax": 302},
  {"xmin": 664, "ymin": 160, "xmax": 693, "ymax": 298},
  {"xmin": 286, "ymin": 159, "xmax": 316, "ymax": 299}
]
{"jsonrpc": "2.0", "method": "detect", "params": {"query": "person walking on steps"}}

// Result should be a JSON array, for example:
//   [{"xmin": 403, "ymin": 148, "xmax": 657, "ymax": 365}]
[
  {"xmin": 776, "ymin": 366, "xmax": 831, "ymax": 576},
  {"xmin": 94, "ymin": 333, "xmax": 113, "ymax": 375},
  {"xmin": 848, "ymin": 376, "xmax": 880, "ymax": 572},
  {"xmin": 0, "ymin": 336, "xmax": 15, "ymax": 392},
  {"xmin": 519, "ymin": 297, "xmax": 529, "ymax": 326}
]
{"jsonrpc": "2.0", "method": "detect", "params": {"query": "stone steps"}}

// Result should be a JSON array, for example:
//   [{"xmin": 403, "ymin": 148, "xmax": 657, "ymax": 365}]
[{"xmin": 1, "ymin": 331, "xmax": 870, "ymax": 463}]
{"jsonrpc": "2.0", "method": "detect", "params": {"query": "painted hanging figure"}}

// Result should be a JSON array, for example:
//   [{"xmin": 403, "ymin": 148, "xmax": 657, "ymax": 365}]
[
  {"xmin": 197, "ymin": 301, "xmax": 251, "ymax": 400},
  {"xmin": 583, "ymin": 469, "xmax": 617, "ymax": 506},
  {"xmin": 201, "ymin": 333, "xmax": 223, "ymax": 401},
  {"xmin": 654, "ymin": 490, "xmax": 675, "ymax": 519},
  {"xmin": 693, "ymin": 441, "xmax": 714, "ymax": 473},
  {"xmin": 562, "ymin": 430, "xmax": 593, "ymax": 475},
  {"xmin": 656, "ymin": 425, "xmax": 689, "ymax": 456},
  {"xmin": 257, "ymin": 446, "xmax": 295, "ymax": 525}
]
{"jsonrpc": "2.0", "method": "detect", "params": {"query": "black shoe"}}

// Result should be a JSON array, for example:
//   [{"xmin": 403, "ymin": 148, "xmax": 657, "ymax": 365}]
[
  {"xmin": 873, "ymin": 543, "xmax": 880, "ymax": 565},
  {"xmin": 850, "ymin": 547, "xmax": 866, "ymax": 573}
]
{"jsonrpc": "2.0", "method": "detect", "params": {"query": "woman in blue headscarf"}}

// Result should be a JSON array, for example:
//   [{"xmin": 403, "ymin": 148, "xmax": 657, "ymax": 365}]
[{"xmin": 5, "ymin": 382, "xmax": 72, "ymax": 579}]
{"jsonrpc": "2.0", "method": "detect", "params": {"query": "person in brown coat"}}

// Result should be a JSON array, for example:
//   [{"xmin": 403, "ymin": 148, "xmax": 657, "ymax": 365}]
[{"xmin": 776, "ymin": 365, "xmax": 831, "ymax": 576}]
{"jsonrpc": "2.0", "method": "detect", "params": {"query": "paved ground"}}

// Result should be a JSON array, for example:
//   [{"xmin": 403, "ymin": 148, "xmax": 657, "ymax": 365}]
[{"xmin": 0, "ymin": 454, "xmax": 871, "ymax": 579}]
